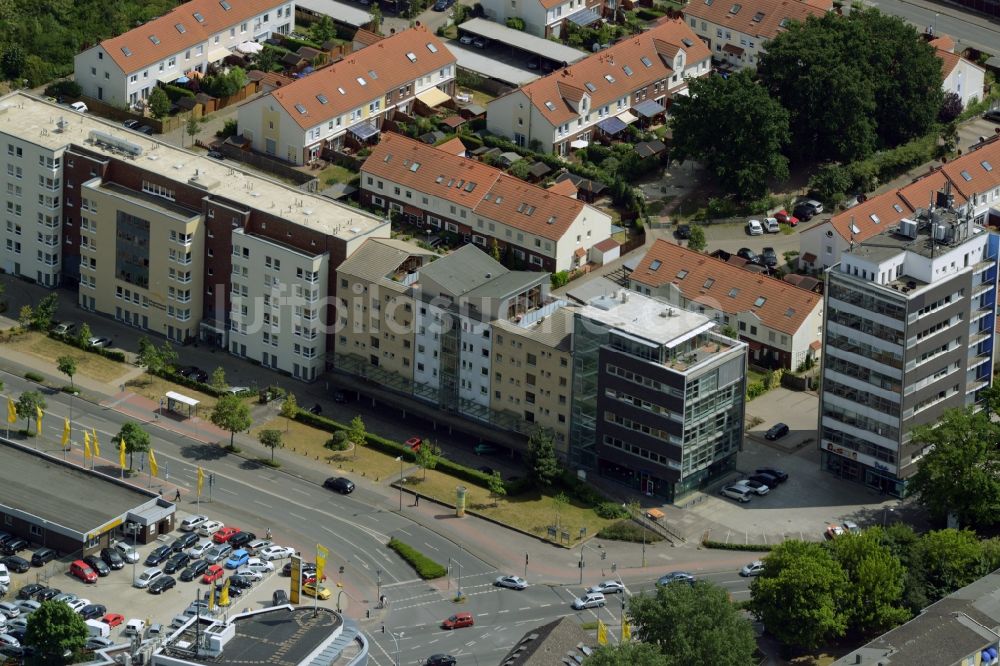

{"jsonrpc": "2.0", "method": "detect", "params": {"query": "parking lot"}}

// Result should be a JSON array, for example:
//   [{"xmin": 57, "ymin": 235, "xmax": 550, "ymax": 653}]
[{"xmin": 1, "ymin": 506, "xmax": 335, "ymax": 656}]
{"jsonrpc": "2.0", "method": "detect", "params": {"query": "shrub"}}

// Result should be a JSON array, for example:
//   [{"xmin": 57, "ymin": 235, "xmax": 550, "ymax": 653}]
[
  {"xmin": 216, "ymin": 118, "xmax": 238, "ymax": 139},
  {"xmin": 746, "ymin": 381, "xmax": 767, "ymax": 400},
  {"xmin": 597, "ymin": 520, "xmax": 664, "ymax": 543},
  {"xmin": 24, "ymin": 371, "xmax": 44, "ymax": 383},
  {"xmin": 44, "ymin": 80, "xmax": 82, "ymax": 99},
  {"xmin": 151, "ymin": 367, "xmax": 226, "ymax": 397},
  {"xmin": 387, "ymin": 537, "xmax": 447, "ymax": 579},
  {"xmin": 163, "ymin": 84, "xmax": 195, "ymax": 101},
  {"xmin": 325, "ymin": 431, "xmax": 350, "ymax": 451},
  {"xmin": 595, "ymin": 501, "xmax": 629, "ymax": 519},
  {"xmin": 701, "ymin": 539, "xmax": 773, "ymax": 552},
  {"xmin": 559, "ymin": 469, "xmax": 609, "ymax": 507},
  {"xmin": 282, "ymin": 35, "xmax": 324, "ymax": 51}
]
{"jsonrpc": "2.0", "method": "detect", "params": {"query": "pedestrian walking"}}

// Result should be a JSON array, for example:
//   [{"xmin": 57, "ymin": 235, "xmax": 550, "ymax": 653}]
[
  {"xmin": 174, "ymin": 489, "xmax": 181, "ymax": 502},
  {"xmin": 414, "ymin": 494, "xmax": 419, "ymax": 507},
  {"xmin": 265, "ymin": 528, "xmax": 272, "ymax": 540}
]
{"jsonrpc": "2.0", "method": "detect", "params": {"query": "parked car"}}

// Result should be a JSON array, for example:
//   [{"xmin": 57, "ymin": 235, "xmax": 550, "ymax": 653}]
[
  {"xmin": 137, "ymin": 126, "xmax": 154, "ymax": 136},
  {"xmin": 740, "ymin": 560, "xmax": 765, "ymax": 577},
  {"xmin": 246, "ymin": 539, "xmax": 271, "ymax": 554},
  {"xmin": 86, "ymin": 636, "xmax": 114, "ymax": 650},
  {"xmin": 124, "ymin": 619, "xmax": 145, "ymax": 636},
  {"xmin": 271, "ymin": 590, "xmax": 289, "ymax": 606},
  {"xmin": 235, "ymin": 569, "xmax": 264, "ymax": 583},
  {"xmin": 69, "ymin": 101, "xmax": 88, "ymax": 113},
  {"xmin": 764, "ymin": 423, "xmax": 789, "ymax": 440},
  {"xmin": 426, "ymin": 655, "xmax": 457, "ymax": 666},
  {"xmin": 473, "ymin": 37, "xmax": 489, "ymax": 49},
  {"xmin": 180, "ymin": 560, "xmax": 210, "ymax": 582},
  {"xmin": 793, "ymin": 202, "xmax": 817, "ymax": 221},
  {"xmin": 760, "ymin": 247, "xmax": 778, "ymax": 267},
  {"xmin": 148, "ymin": 575, "xmax": 176, "ymax": 594},
  {"xmin": 720, "ymin": 485, "xmax": 753, "ymax": 503},
  {"xmin": 1, "ymin": 557, "xmax": 28, "ymax": 574},
  {"xmin": 474, "ymin": 443, "xmax": 498, "ymax": 455},
  {"xmin": 164, "ymin": 552, "xmax": 191, "ymax": 574},
  {"xmin": 66, "ymin": 599, "xmax": 90, "ymax": 613},
  {"xmin": 229, "ymin": 574, "xmax": 255, "ymax": 589},
  {"xmin": 762, "ymin": 218, "xmax": 780, "ymax": 233},
  {"xmin": 588, "ymin": 580, "xmax": 625, "ymax": 595},
  {"xmin": 675, "ymin": 224, "xmax": 691, "ymax": 239},
  {"xmin": 13, "ymin": 600, "xmax": 39, "ymax": 616},
  {"xmin": 228, "ymin": 532, "xmax": 256, "ymax": 549},
  {"xmin": 843, "ymin": 520, "xmax": 861, "ymax": 534},
  {"xmin": 82, "ymin": 556, "xmax": 109, "ymax": 578},
  {"xmin": 198, "ymin": 521, "xmax": 224, "ymax": 537},
  {"xmin": 69, "ymin": 560, "xmax": 98, "ymax": 584},
  {"xmin": 749, "ymin": 473, "xmax": 779, "ymax": 487},
  {"xmin": 51, "ymin": 322, "xmax": 77, "ymax": 336},
  {"xmin": 87, "ymin": 336, "xmax": 112, "ymax": 348},
  {"xmin": 441, "ymin": 611, "xmax": 475, "ymax": 629},
  {"xmin": 134, "ymin": 567, "xmax": 163, "ymax": 589},
  {"xmin": 259, "ymin": 545, "xmax": 295, "ymax": 561},
  {"xmin": 985, "ymin": 109, "xmax": 1000, "ymax": 123},
  {"xmin": 187, "ymin": 541, "xmax": 212, "ymax": 559},
  {"xmin": 206, "ymin": 150, "xmax": 225, "ymax": 160},
  {"xmin": 324, "ymin": 477, "xmax": 355, "ymax": 494},
  {"xmin": 432, "ymin": 0, "xmax": 454, "ymax": 10},
  {"xmin": 0, "ymin": 565, "xmax": 8, "ymax": 588},
  {"xmin": 656, "ymin": 572, "xmax": 695, "ymax": 586},
  {"xmin": 802, "ymin": 198, "xmax": 823, "ymax": 214},
  {"xmin": 30, "ymin": 548, "xmax": 56, "ymax": 567},
  {"xmin": 15, "ymin": 585, "xmax": 43, "ymax": 601},
  {"xmin": 204, "ymin": 545, "xmax": 232, "ymax": 565},
  {"xmin": 494, "ymin": 575, "xmax": 528, "ymax": 590},
  {"xmin": 735, "ymin": 479, "xmax": 769, "ymax": 496},
  {"xmin": 113, "ymin": 542, "xmax": 139, "ymax": 563},
  {"xmin": 572, "ymin": 592, "xmax": 606, "ymax": 610},
  {"xmin": 122, "ymin": 120, "xmax": 141, "ymax": 130},
  {"xmin": 301, "ymin": 582, "xmax": 330, "ymax": 600},
  {"xmin": 774, "ymin": 209, "xmax": 799, "ymax": 226},
  {"xmin": 240, "ymin": 558, "xmax": 274, "ymax": 575},
  {"xmin": 180, "ymin": 515, "xmax": 208, "ymax": 532},
  {"xmin": 172, "ymin": 533, "xmax": 200, "ymax": 552},
  {"xmin": 755, "ymin": 467, "xmax": 788, "ymax": 483},
  {"xmin": 225, "ymin": 549, "xmax": 250, "ymax": 570},
  {"xmin": 3, "ymin": 539, "xmax": 28, "ymax": 557},
  {"xmin": 308, "ymin": 403, "xmax": 322, "ymax": 415},
  {"xmin": 145, "ymin": 545, "xmax": 172, "ymax": 566},
  {"xmin": 202, "ymin": 565, "xmax": 225, "ymax": 584},
  {"xmin": 52, "ymin": 593, "xmax": 77, "ymax": 605},
  {"xmin": 213, "ymin": 527, "xmax": 241, "ymax": 544},
  {"xmin": 459, "ymin": 34, "xmax": 475, "ymax": 45},
  {"xmin": 825, "ymin": 524, "xmax": 845, "ymax": 539},
  {"xmin": 35, "ymin": 588, "xmax": 60, "ymax": 601},
  {"xmin": 79, "ymin": 604, "xmax": 106, "ymax": 620},
  {"xmin": 0, "ymin": 603, "xmax": 20, "ymax": 620},
  {"xmin": 736, "ymin": 248, "xmax": 759, "ymax": 264},
  {"xmin": 746, "ymin": 219, "xmax": 764, "ymax": 236}
]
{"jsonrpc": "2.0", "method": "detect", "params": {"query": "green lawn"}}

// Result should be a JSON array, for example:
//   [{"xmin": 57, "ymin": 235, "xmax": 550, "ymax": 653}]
[{"xmin": 320, "ymin": 163, "xmax": 359, "ymax": 186}]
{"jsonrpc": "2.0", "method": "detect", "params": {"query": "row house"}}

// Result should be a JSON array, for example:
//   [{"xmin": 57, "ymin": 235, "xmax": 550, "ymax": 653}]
[
  {"xmin": 237, "ymin": 25, "xmax": 455, "ymax": 165},
  {"xmin": 74, "ymin": 0, "xmax": 294, "ymax": 108},
  {"xmin": 478, "ymin": 0, "xmax": 604, "ymax": 38},
  {"xmin": 485, "ymin": 18, "xmax": 711, "ymax": 155},
  {"xmin": 359, "ymin": 133, "xmax": 612, "ymax": 272},
  {"xmin": 628, "ymin": 239, "xmax": 823, "ymax": 369},
  {"xmin": 681, "ymin": 0, "xmax": 831, "ymax": 69}
]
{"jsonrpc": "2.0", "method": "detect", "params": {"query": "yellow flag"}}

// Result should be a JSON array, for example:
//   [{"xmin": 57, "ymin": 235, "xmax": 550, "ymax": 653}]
[
  {"xmin": 62, "ymin": 418, "xmax": 71, "ymax": 446},
  {"xmin": 119, "ymin": 438, "xmax": 126, "ymax": 469},
  {"xmin": 35, "ymin": 406, "xmax": 42, "ymax": 434},
  {"xmin": 197, "ymin": 467, "xmax": 205, "ymax": 496},
  {"xmin": 84, "ymin": 437, "xmax": 92, "ymax": 461},
  {"xmin": 148, "ymin": 449, "xmax": 159, "ymax": 477},
  {"xmin": 219, "ymin": 579, "xmax": 230, "ymax": 607},
  {"xmin": 7, "ymin": 398, "xmax": 16, "ymax": 424},
  {"xmin": 316, "ymin": 544, "xmax": 329, "ymax": 586},
  {"xmin": 92, "ymin": 429, "xmax": 100, "ymax": 457},
  {"xmin": 622, "ymin": 619, "xmax": 631, "ymax": 641},
  {"xmin": 208, "ymin": 584, "xmax": 216, "ymax": 611},
  {"xmin": 597, "ymin": 619, "xmax": 607, "ymax": 645}
]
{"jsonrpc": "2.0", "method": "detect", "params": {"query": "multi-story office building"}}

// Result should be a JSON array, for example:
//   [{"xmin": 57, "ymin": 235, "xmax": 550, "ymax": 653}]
[
  {"xmin": 819, "ymin": 186, "xmax": 998, "ymax": 496},
  {"xmin": 0, "ymin": 92, "xmax": 387, "ymax": 378},
  {"xmin": 569, "ymin": 289, "xmax": 747, "ymax": 501},
  {"xmin": 74, "ymin": 0, "xmax": 294, "ymax": 108}
]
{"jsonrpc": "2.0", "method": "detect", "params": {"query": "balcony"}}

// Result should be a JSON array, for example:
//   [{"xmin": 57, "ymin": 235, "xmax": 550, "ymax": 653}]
[{"xmin": 175, "ymin": 274, "xmax": 192, "ymax": 284}]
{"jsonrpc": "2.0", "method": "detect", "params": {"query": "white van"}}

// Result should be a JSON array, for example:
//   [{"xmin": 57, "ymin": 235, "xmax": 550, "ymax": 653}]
[
  {"xmin": 69, "ymin": 101, "xmax": 88, "ymax": 113},
  {"xmin": 85, "ymin": 619, "xmax": 110, "ymax": 638},
  {"xmin": 134, "ymin": 567, "xmax": 163, "ymax": 588}
]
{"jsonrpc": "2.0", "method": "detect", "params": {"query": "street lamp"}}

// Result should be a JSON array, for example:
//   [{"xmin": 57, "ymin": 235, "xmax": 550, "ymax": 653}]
[
  {"xmin": 376, "ymin": 568, "xmax": 382, "ymax": 602},
  {"xmin": 395, "ymin": 456, "xmax": 403, "ymax": 511},
  {"xmin": 382, "ymin": 627, "xmax": 403, "ymax": 666}
]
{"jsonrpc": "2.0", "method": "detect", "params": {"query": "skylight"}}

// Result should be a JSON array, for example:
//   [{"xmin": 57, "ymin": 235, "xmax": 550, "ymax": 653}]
[
  {"xmin": 604, "ymin": 74, "xmax": 615, "ymax": 83},
  {"xmin": 406, "ymin": 52, "xmax": 417, "ymax": 62},
  {"xmin": 121, "ymin": 46, "xmax": 133, "ymax": 56},
  {"xmin": 640, "ymin": 56, "xmax": 653, "ymax": 68},
  {"xmin": 357, "ymin": 77, "xmax": 367, "ymax": 86},
  {"xmin": 870, "ymin": 214, "xmax": 880, "ymax": 224},
  {"xmin": 961, "ymin": 170, "xmax": 972, "ymax": 181},
  {"xmin": 219, "ymin": 0, "xmax": 231, "ymax": 9},
  {"xmin": 983, "ymin": 161, "xmax": 993, "ymax": 172},
  {"xmin": 785, "ymin": 308, "xmax": 795, "ymax": 317},
  {"xmin": 728, "ymin": 288, "xmax": 739, "ymax": 298},
  {"xmin": 850, "ymin": 223, "xmax": 861, "ymax": 234},
  {"xmin": 149, "ymin": 35, "xmax": 160, "ymax": 45},
  {"xmin": 547, "ymin": 216, "xmax": 556, "ymax": 224},
  {"xmin": 729, "ymin": 3, "xmax": 741, "ymax": 13},
  {"xmin": 623, "ymin": 65, "xmax": 633, "ymax": 76},
  {"xmin": 175, "ymin": 23, "xmax": 186, "ymax": 34},
  {"xmin": 893, "ymin": 204, "xmax": 903, "ymax": 213},
  {"xmin": 410, "ymin": 162, "xmax": 421, "ymax": 172},
  {"xmin": 545, "ymin": 101, "xmax": 556, "ymax": 111},
  {"xmin": 676, "ymin": 270, "xmax": 688, "ymax": 279},
  {"xmin": 681, "ymin": 38, "xmax": 693, "ymax": 47},
  {"xmin": 435, "ymin": 175, "xmax": 444, "ymax": 183},
  {"xmin": 703, "ymin": 278, "xmax": 714, "ymax": 288},
  {"xmin": 316, "ymin": 94, "xmax": 328, "ymax": 104},
  {"xmin": 754, "ymin": 296, "xmax": 766, "ymax": 307},
  {"xmin": 369, "ymin": 70, "xmax": 379, "ymax": 80},
  {"xmin": 705, "ymin": 0, "xmax": 713, "ymax": 5},
  {"xmin": 337, "ymin": 87, "xmax": 346, "ymax": 95},
  {"xmin": 779, "ymin": 17, "xmax": 789, "ymax": 27},
  {"xmin": 193, "ymin": 11, "xmax": 205, "ymax": 22},
  {"xmin": 525, "ymin": 206, "xmax": 535, "ymax": 215},
  {"xmin": 464, "ymin": 182, "xmax": 476, "ymax": 192},
  {"xmin": 585, "ymin": 82, "xmax": 597, "ymax": 92},
  {"xmin": 294, "ymin": 103, "xmax": 307, "ymax": 115},
  {"xmin": 384, "ymin": 153, "xmax": 393, "ymax": 162},
  {"xmin": 649, "ymin": 260, "xmax": 662, "ymax": 271},
  {"xmin": 495, "ymin": 196, "xmax": 503, "ymax": 204},
  {"xmin": 752, "ymin": 11, "xmax": 764, "ymax": 21},
  {"xmin": 427, "ymin": 43, "xmax": 438, "ymax": 53}
]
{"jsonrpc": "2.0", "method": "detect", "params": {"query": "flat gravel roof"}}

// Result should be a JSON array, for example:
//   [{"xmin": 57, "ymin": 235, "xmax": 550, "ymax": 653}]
[
  {"xmin": 0, "ymin": 441, "xmax": 155, "ymax": 536},
  {"xmin": 219, "ymin": 607, "xmax": 343, "ymax": 665}
]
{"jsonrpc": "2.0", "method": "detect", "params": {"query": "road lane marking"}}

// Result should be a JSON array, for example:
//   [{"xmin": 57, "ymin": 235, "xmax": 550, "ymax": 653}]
[
  {"xmin": 289, "ymin": 512, "xmax": 307, "ymax": 521},
  {"xmin": 254, "ymin": 500, "xmax": 272, "ymax": 508},
  {"xmin": 497, "ymin": 609, "xmax": 509, "ymax": 614},
  {"xmin": 289, "ymin": 486, "xmax": 311, "ymax": 496},
  {"xmin": 423, "ymin": 542, "xmax": 439, "ymax": 551},
  {"xmin": 518, "ymin": 607, "xmax": 530, "ymax": 611},
  {"xmin": 218, "ymin": 487, "xmax": 237, "ymax": 495}
]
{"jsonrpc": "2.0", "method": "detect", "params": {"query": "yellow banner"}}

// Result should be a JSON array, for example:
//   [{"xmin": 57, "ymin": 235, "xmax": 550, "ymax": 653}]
[
  {"xmin": 148, "ymin": 449, "xmax": 159, "ymax": 477},
  {"xmin": 119, "ymin": 438, "xmax": 126, "ymax": 469},
  {"xmin": 92, "ymin": 429, "xmax": 100, "ymax": 457},
  {"xmin": 84, "ymin": 438, "xmax": 92, "ymax": 461},
  {"xmin": 316, "ymin": 544, "xmax": 329, "ymax": 586},
  {"xmin": 62, "ymin": 418, "xmax": 70, "ymax": 446},
  {"xmin": 219, "ymin": 579, "xmax": 230, "ymax": 607},
  {"xmin": 197, "ymin": 467, "xmax": 205, "ymax": 496},
  {"xmin": 622, "ymin": 619, "xmax": 631, "ymax": 641},
  {"xmin": 7, "ymin": 398, "xmax": 17, "ymax": 424},
  {"xmin": 208, "ymin": 585, "xmax": 216, "ymax": 611},
  {"xmin": 597, "ymin": 620, "xmax": 607, "ymax": 645},
  {"xmin": 35, "ymin": 406, "xmax": 42, "ymax": 434}
]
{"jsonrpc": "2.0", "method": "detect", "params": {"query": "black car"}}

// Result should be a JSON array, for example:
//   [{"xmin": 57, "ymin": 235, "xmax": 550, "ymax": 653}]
[
  {"xmin": 79, "ymin": 604, "xmax": 106, "ymax": 620},
  {"xmin": 17, "ymin": 583, "xmax": 45, "ymax": 600},
  {"xmin": 282, "ymin": 561, "xmax": 316, "ymax": 576},
  {"xmin": 675, "ymin": 224, "xmax": 692, "ymax": 240},
  {"xmin": 3, "ymin": 538, "xmax": 29, "ymax": 556},
  {"xmin": 122, "ymin": 119, "xmax": 141, "ymax": 130},
  {"xmin": 145, "ymin": 544, "xmax": 172, "ymax": 566},
  {"xmin": 180, "ymin": 559, "xmax": 210, "ymax": 582},
  {"xmin": 736, "ymin": 248, "xmax": 759, "ymax": 264},
  {"xmin": 206, "ymin": 150, "xmax": 225, "ymax": 160},
  {"xmin": 426, "ymin": 656, "xmax": 457, "ymax": 666},
  {"xmin": 163, "ymin": 552, "xmax": 191, "ymax": 574},
  {"xmin": 432, "ymin": 0, "xmax": 454, "ymax": 10},
  {"xmin": 749, "ymin": 473, "xmax": 779, "ymax": 487},
  {"xmin": 172, "ymin": 532, "xmax": 200, "ymax": 551},
  {"xmin": 36, "ymin": 587, "xmax": 60, "ymax": 601},
  {"xmin": 228, "ymin": 532, "xmax": 256, "ymax": 549},
  {"xmin": 148, "ymin": 575, "xmax": 177, "ymax": 594},
  {"xmin": 100, "ymin": 548, "xmax": 125, "ymax": 570},
  {"xmin": 984, "ymin": 109, "xmax": 1000, "ymax": 123},
  {"xmin": 765, "ymin": 422, "xmax": 789, "ymax": 440},
  {"xmin": 332, "ymin": 390, "xmax": 347, "ymax": 403},
  {"xmin": 30, "ymin": 547, "xmax": 55, "ymax": 566},
  {"xmin": 179, "ymin": 366, "xmax": 208, "ymax": 383},
  {"xmin": 324, "ymin": 477, "xmax": 354, "ymax": 494},
  {"xmin": 229, "ymin": 574, "xmax": 253, "ymax": 589},
  {"xmin": 755, "ymin": 467, "xmax": 788, "ymax": 483},
  {"xmin": 309, "ymin": 403, "xmax": 323, "ymax": 415},
  {"xmin": 271, "ymin": 589, "xmax": 289, "ymax": 606},
  {"xmin": 477, "ymin": 466, "xmax": 496, "ymax": 476},
  {"xmin": 1, "ymin": 556, "xmax": 30, "ymax": 573},
  {"xmin": 83, "ymin": 555, "xmax": 110, "ymax": 577},
  {"xmin": 137, "ymin": 125, "xmax": 155, "ymax": 136},
  {"xmin": 760, "ymin": 247, "xmax": 778, "ymax": 268},
  {"xmin": 792, "ymin": 202, "xmax": 817, "ymax": 221}
]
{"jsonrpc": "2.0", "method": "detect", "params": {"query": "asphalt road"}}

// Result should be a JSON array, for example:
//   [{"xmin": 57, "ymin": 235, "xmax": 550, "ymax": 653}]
[{"xmin": 868, "ymin": 0, "xmax": 1000, "ymax": 54}]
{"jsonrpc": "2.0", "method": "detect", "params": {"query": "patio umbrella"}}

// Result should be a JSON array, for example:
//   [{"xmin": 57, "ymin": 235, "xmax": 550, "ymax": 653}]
[
  {"xmin": 175, "ymin": 76, "xmax": 190, "ymax": 84},
  {"xmin": 237, "ymin": 41, "xmax": 263, "ymax": 54}
]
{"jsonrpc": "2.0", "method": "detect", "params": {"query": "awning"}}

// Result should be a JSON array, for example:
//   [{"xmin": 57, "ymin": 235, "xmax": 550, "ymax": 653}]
[
  {"xmin": 633, "ymin": 99, "xmax": 666, "ymax": 118},
  {"xmin": 165, "ymin": 391, "xmax": 199, "ymax": 408},
  {"xmin": 567, "ymin": 7, "xmax": 602, "ymax": 25},
  {"xmin": 348, "ymin": 119, "xmax": 380, "ymax": 140},
  {"xmin": 416, "ymin": 86, "xmax": 451, "ymax": 108},
  {"xmin": 208, "ymin": 46, "xmax": 231, "ymax": 62},
  {"xmin": 617, "ymin": 110, "xmax": 637, "ymax": 125},
  {"xmin": 156, "ymin": 71, "xmax": 179, "ymax": 84},
  {"xmin": 722, "ymin": 43, "xmax": 744, "ymax": 56},
  {"xmin": 597, "ymin": 116, "xmax": 627, "ymax": 135},
  {"xmin": 570, "ymin": 139, "xmax": 589, "ymax": 149}
]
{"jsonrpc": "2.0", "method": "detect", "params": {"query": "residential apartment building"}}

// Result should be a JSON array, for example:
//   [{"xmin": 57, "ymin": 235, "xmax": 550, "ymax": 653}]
[
  {"xmin": 628, "ymin": 239, "xmax": 823, "ymax": 369},
  {"xmin": 359, "ymin": 133, "xmax": 612, "ymax": 272},
  {"xmin": 237, "ymin": 26, "xmax": 456, "ymax": 165},
  {"xmin": 800, "ymin": 137, "xmax": 1000, "ymax": 273},
  {"xmin": 74, "ymin": 0, "xmax": 294, "ymax": 108},
  {"xmin": 931, "ymin": 35, "xmax": 986, "ymax": 109},
  {"xmin": 818, "ymin": 190, "xmax": 998, "ymax": 496},
  {"xmin": 486, "ymin": 18, "xmax": 711, "ymax": 155},
  {"xmin": 0, "ymin": 92, "xmax": 388, "ymax": 379},
  {"xmin": 569, "ymin": 289, "xmax": 747, "ymax": 501},
  {"xmin": 681, "ymin": 0, "xmax": 831, "ymax": 68},
  {"xmin": 478, "ymin": 0, "xmax": 605, "ymax": 38}
]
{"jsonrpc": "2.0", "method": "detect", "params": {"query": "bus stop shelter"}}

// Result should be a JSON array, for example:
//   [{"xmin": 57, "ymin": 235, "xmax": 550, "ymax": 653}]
[{"xmin": 165, "ymin": 391, "xmax": 200, "ymax": 418}]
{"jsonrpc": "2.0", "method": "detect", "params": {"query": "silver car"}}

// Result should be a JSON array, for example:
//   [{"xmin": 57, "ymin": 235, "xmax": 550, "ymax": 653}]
[
  {"xmin": 572, "ymin": 592, "xmax": 606, "ymax": 610},
  {"xmin": 588, "ymin": 580, "xmax": 625, "ymax": 595},
  {"xmin": 204, "ymin": 544, "xmax": 232, "ymax": 564},
  {"xmin": 720, "ymin": 485, "xmax": 753, "ymax": 503}
]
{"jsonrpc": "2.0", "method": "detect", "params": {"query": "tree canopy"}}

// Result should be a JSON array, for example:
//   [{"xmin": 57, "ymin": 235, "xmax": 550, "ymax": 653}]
[
  {"xmin": 16, "ymin": 391, "xmax": 46, "ymax": 434},
  {"xmin": 25, "ymin": 599, "xmax": 88, "ymax": 665},
  {"xmin": 116, "ymin": 421, "xmax": 150, "ymax": 469},
  {"xmin": 211, "ymin": 393, "xmax": 252, "ymax": 449},
  {"xmin": 527, "ymin": 429, "xmax": 560, "ymax": 487},
  {"xmin": 826, "ymin": 531, "xmax": 909, "ymax": 635},
  {"xmin": 584, "ymin": 642, "xmax": 670, "ymax": 666},
  {"xmin": 257, "ymin": 428, "xmax": 284, "ymax": 463},
  {"xmin": 669, "ymin": 69, "xmax": 790, "ymax": 201}
]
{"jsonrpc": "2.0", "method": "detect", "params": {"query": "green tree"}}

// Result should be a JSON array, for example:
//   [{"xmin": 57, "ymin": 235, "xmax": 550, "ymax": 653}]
[
  {"xmin": 56, "ymin": 355, "xmax": 77, "ymax": 389},
  {"xmin": 258, "ymin": 428, "xmax": 284, "ymax": 463},
  {"xmin": 30, "ymin": 293, "xmax": 59, "ymax": 331},
  {"xmin": 687, "ymin": 225, "xmax": 706, "ymax": 252},
  {"xmin": 527, "ymin": 429, "xmax": 560, "ymax": 487},
  {"xmin": 135, "ymin": 336, "xmax": 178, "ymax": 375},
  {"xmin": 553, "ymin": 491, "xmax": 569, "ymax": 529},
  {"xmin": 508, "ymin": 159, "xmax": 531, "ymax": 180},
  {"xmin": 185, "ymin": 114, "xmax": 199, "ymax": 146},
  {"xmin": 368, "ymin": 3, "xmax": 383, "ymax": 34},
  {"xmin": 669, "ymin": 69, "xmax": 789, "ymax": 200},
  {"xmin": 415, "ymin": 440, "xmax": 441, "ymax": 480},
  {"xmin": 210, "ymin": 367, "xmax": 227, "ymax": 392},
  {"xmin": 750, "ymin": 540, "xmax": 848, "ymax": 649},
  {"xmin": 505, "ymin": 17, "xmax": 526, "ymax": 30},
  {"xmin": 25, "ymin": 599, "xmax": 88, "ymax": 665},
  {"xmin": 627, "ymin": 580, "xmax": 756, "ymax": 665},
  {"xmin": 211, "ymin": 393, "xmax": 252, "ymax": 450},
  {"xmin": 876, "ymin": 523, "xmax": 929, "ymax": 612},
  {"xmin": 907, "ymin": 401, "xmax": 1000, "ymax": 527},
  {"xmin": 348, "ymin": 415, "xmax": 367, "ymax": 460},
  {"xmin": 116, "ymin": 421, "xmax": 150, "ymax": 469},
  {"xmin": 584, "ymin": 642, "xmax": 670, "ymax": 666},
  {"xmin": 913, "ymin": 528, "xmax": 984, "ymax": 603},
  {"xmin": 1, "ymin": 44, "xmax": 26, "ymax": 80},
  {"xmin": 490, "ymin": 238, "xmax": 501, "ymax": 261},
  {"xmin": 76, "ymin": 322, "xmax": 92, "ymax": 348},
  {"xmin": 280, "ymin": 393, "xmax": 298, "ymax": 432},
  {"xmin": 16, "ymin": 391, "xmax": 46, "ymax": 435},
  {"xmin": 827, "ymin": 531, "xmax": 910, "ymax": 635},
  {"xmin": 255, "ymin": 47, "xmax": 278, "ymax": 73},
  {"xmin": 18, "ymin": 304, "xmax": 33, "ymax": 329},
  {"xmin": 312, "ymin": 15, "xmax": 337, "ymax": 43},
  {"xmin": 149, "ymin": 87, "xmax": 171, "ymax": 119},
  {"xmin": 488, "ymin": 471, "xmax": 506, "ymax": 507}
]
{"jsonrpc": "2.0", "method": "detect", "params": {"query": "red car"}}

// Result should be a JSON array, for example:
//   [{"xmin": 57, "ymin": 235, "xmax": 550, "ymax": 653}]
[
  {"xmin": 203, "ymin": 564, "xmax": 225, "ymax": 583},
  {"xmin": 775, "ymin": 210, "xmax": 799, "ymax": 227},
  {"xmin": 405, "ymin": 437, "xmax": 422, "ymax": 452},
  {"xmin": 213, "ymin": 526, "xmax": 241, "ymax": 543},
  {"xmin": 102, "ymin": 613, "xmax": 125, "ymax": 628},
  {"xmin": 70, "ymin": 560, "xmax": 98, "ymax": 584},
  {"xmin": 441, "ymin": 612, "xmax": 474, "ymax": 630}
]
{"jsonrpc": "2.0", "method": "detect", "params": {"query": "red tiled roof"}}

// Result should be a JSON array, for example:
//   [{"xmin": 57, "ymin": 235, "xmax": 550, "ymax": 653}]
[
  {"xmin": 631, "ymin": 239, "xmax": 821, "ymax": 335},
  {"xmin": 504, "ymin": 19, "xmax": 710, "ymax": 127},
  {"xmin": 547, "ymin": 179, "xmax": 578, "ymax": 197},
  {"xmin": 435, "ymin": 137, "xmax": 467, "ymax": 154},
  {"xmin": 362, "ymin": 133, "xmax": 590, "ymax": 241},
  {"xmin": 682, "ymin": 0, "xmax": 831, "ymax": 43},
  {"xmin": 593, "ymin": 238, "xmax": 620, "ymax": 251},
  {"xmin": 929, "ymin": 35, "xmax": 955, "ymax": 52},
  {"xmin": 270, "ymin": 26, "xmax": 455, "ymax": 130},
  {"xmin": 100, "ymin": 0, "xmax": 285, "ymax": 74},
  {"xmin": 353, "ymin": 29, "xmax": 383, "ymax": 47}
]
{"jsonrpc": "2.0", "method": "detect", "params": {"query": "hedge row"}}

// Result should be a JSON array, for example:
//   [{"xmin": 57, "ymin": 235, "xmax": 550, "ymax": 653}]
[
  {"xmin": 149, "ymin": 367, "xmax": 227, "ymax": 398},
  {"xmin": 701, "ymin": 539, "xmax": 773, "ymax": 552},
  {"xmin": 387, "ymin": 537, "xmax": 447, "ymax": 579},
  {"xmin": 48, "ymin": 332, "xmax": 127, "ymax": 363},
  {"xmin": 597, "ymin": 520, "xmax": 664, "ymax": 543}
]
